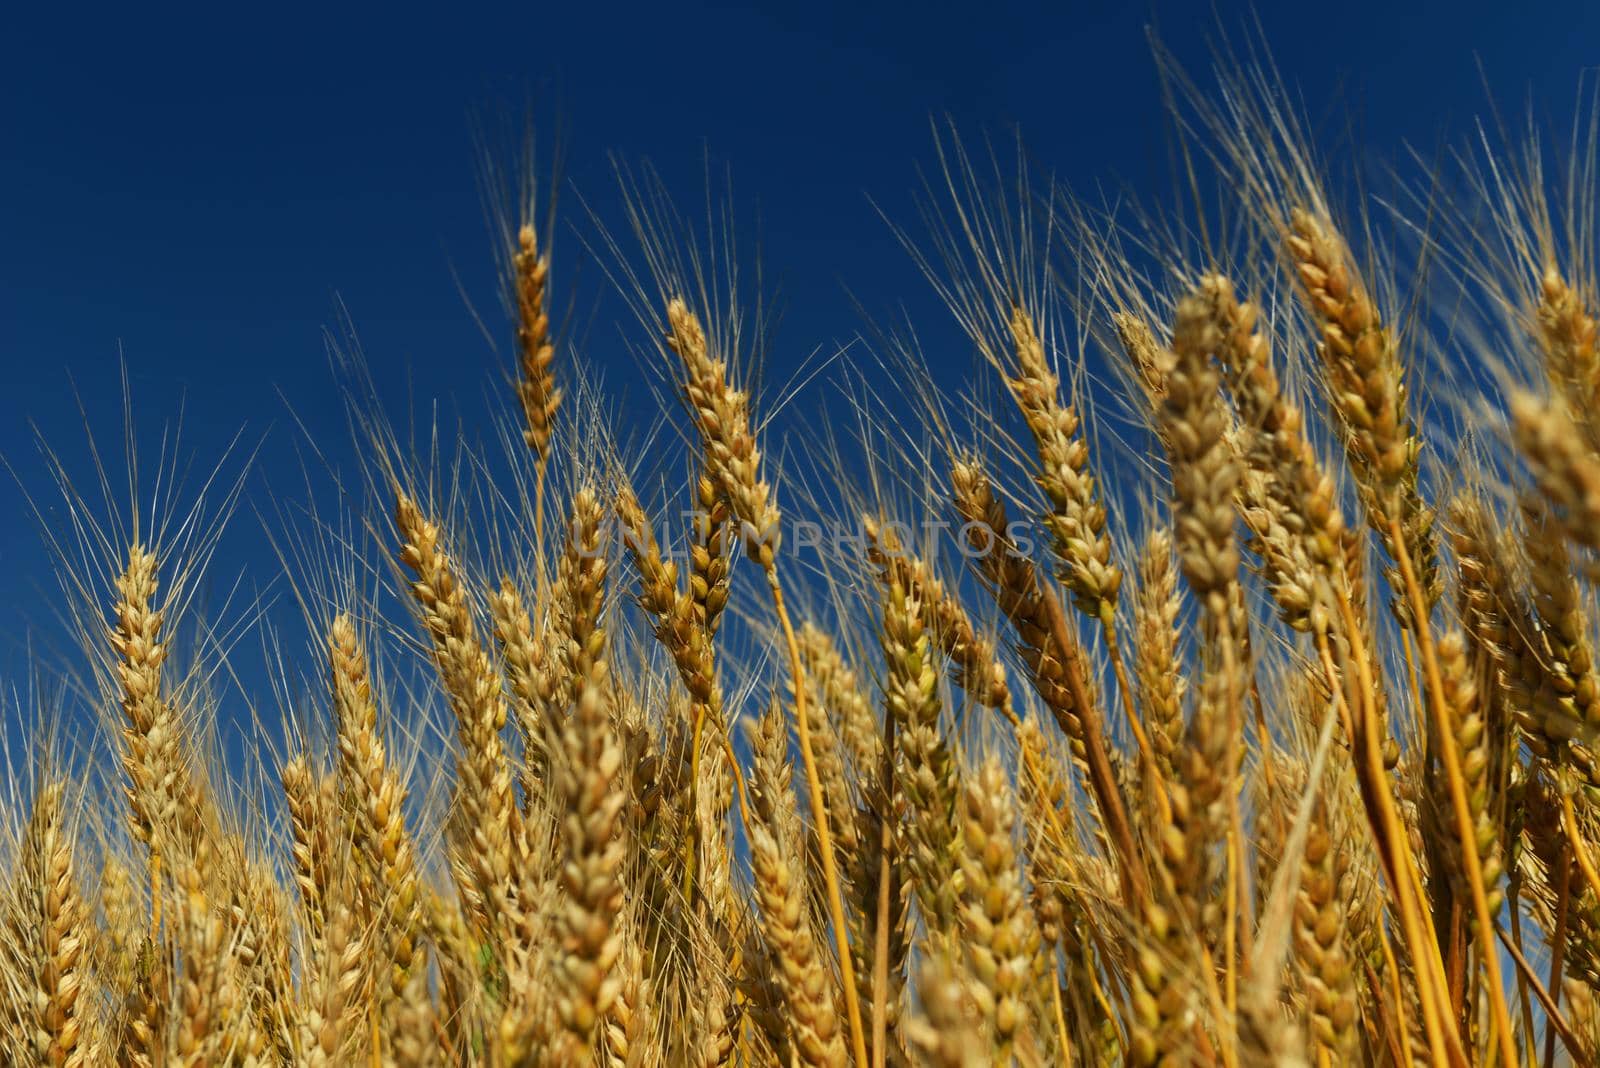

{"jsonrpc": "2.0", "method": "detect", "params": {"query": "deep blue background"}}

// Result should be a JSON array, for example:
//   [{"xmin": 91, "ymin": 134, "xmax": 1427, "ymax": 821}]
[{"xmin": 2, "ymin": 1, "xmax": 1596, "ymax": 726}]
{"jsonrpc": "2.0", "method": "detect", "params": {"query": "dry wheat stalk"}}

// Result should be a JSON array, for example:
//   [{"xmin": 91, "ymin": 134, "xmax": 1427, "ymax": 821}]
[{"xmin": 25, "ymin": 48, "xmax": 1600, "ymax": 1068}]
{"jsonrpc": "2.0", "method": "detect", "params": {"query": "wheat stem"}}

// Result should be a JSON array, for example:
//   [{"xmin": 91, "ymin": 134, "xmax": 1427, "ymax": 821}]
[
  {"xmin": 766, "ymin": 567, "xmax": 869, "ymax": 1068},
  {"xmin": 1315, "ymin": 616, "xmax": 1451, "ymax": 1068},
  {"xmin": 1388, "ymin": 518, "xmax": 1517, "ymax": 1066}
]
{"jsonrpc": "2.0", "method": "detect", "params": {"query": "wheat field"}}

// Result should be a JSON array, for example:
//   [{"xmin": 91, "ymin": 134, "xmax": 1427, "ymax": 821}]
[{"xmin": 7, "ymin": 36, "xmax": 1600, "ymax": 1068}]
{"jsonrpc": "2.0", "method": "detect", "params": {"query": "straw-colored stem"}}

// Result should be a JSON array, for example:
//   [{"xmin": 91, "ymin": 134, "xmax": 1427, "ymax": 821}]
[
  {"xmin": 1561, "ymin": 789, "xmax": 1600, "ymax": 916},
  {"xmin": 1314, "ymin": 620, "xmax": 1449, "ymax": 1068},
  {"xmin": 1389, "ymin": 518, "xmax": 1517, "ymax": 1067},
  {"xmin": 1497, "ymin": 925, "xmax": 1583, "ymax": 1063},
  {"xmin": 765, "ymin": 565, "xmax": 869, "ymax": 1068},
  {"xmin": 1543, "ymin": 839, "xmax": 1570, "ymax": 1068},
  {"xmin": 1040, "ymin": 584, "xmax": 1148, "ymax": 908},
  {"xmin": 683, "ymin": 701, "xmax": 707, "ymax": 900},
  {"xmin": 1378, "ymin": 926, "xmax": 1414, "ymax": 1067},
  {"xmin": 870, "ymin": 704, "xmax": 895, "ymax": 1068},
  {"xmin": 533, "ymin": 459, "xmax": 549, "ymax": 584},
  {"xmin": 1224, "ymin": 819, "xmax": 1240, "ymax": 1020},
  {"xmin": 1050, "ymin": 972, "xmax": 1073, "ymax": 1068}
]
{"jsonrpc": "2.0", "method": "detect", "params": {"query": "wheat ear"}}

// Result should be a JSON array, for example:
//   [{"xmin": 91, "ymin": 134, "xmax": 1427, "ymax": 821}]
[
  {"xmin": 13, "ymin": 782, "xmax": 88, "ymax": 1068},
  {"xmin": 1536, "ymin": 264, "xmax": 1600, "ymax": 449},
  {"xmin": 548, "ymin": 653, "xmax": 627, "ymax": 1065},
  {"xmin": 513, "ymin": 220, "xmax": 562, "ymax": 552},
  {"xmin": 748, "ymin": 706, "xmax": 849, "ymax": 1068},
  {"xmin": 327, "ymin": 614, "xmax": 420, "ymax": 1065},
  {"xmin": 1003, "ymin": 305, "xmax": 1167, "ymax": 812},
  {"xmin": 664, "ymin": 296, "xmax": 868, "ymax": 1065},
  {"xmin": 1286, "ymin": 209, "xmax": 1439, "ymax": 622},
  {"xmin": 950, "ymin": 457, "xmax": 1148, "ymax": 907},
  {"xmin": 957, "ymin": 755, "xmax": 1050, "ymax": 1063},
  {"xmin": 394, "ymin": 490, "xmax": 518, "ymax": 933}
]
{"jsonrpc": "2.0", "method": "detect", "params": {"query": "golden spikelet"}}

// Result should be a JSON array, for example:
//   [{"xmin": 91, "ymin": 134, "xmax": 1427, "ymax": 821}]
[
  {"xmin": 514, "ymin": 222, "xmax": 562, "ymax": 463},
  {"xmin": 394, "ymin": 491, "xmax": 519, "ymax": 931}
]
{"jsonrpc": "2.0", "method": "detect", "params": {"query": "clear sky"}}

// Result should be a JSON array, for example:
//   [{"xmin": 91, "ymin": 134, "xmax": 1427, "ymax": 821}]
[{"xmin": 3, "ymin": 1, "xmax": 1597, "ymax": 705}]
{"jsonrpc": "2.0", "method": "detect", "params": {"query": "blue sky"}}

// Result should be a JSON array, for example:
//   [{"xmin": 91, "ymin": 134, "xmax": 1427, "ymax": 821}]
[{"xmin": 2, "ymin": 1, "xmax": 1597, "ymax": 707}]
